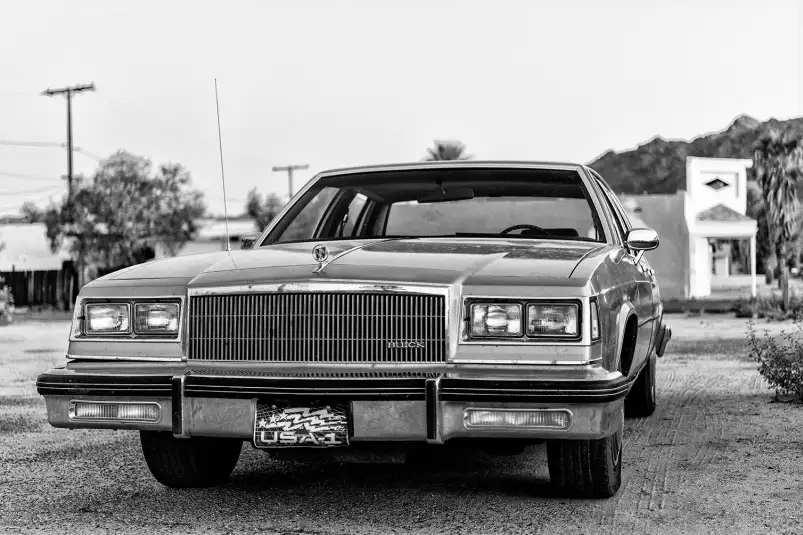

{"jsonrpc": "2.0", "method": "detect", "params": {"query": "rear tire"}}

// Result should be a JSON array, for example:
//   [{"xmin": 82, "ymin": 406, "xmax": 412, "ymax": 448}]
[
  {"xmin": 625, "ymin": 351, "xmax": 657, "ymax": 417},
  {"xmin": 546, "ymin": 428, "xmax": 623, "ymax": 498},
  {"xmin": 140, "ymin": 431, "xmax": 242, "ymax": 488}
]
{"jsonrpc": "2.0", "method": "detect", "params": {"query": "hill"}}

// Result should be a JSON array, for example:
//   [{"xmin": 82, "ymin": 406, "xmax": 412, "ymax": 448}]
[{"xmin": 588, "ymin": 115, "xmax": 803, "ymax": 194}]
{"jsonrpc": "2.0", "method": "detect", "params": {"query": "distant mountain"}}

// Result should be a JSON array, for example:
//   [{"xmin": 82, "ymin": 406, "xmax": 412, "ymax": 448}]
[{"xmin": 588, "ymin": 115, "xmax": 803, "ymax": 194}]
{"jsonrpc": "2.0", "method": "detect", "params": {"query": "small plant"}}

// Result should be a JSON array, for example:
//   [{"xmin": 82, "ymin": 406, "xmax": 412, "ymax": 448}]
[{"xmin": 747, "ymin": 318, "xmax": 803, "ymax": 402}]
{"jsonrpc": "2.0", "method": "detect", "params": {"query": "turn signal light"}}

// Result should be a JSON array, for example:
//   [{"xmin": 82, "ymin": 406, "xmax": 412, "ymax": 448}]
[
  {"xmin": 463, "ymin": 409, "xmax": 572, "ymax": 430},
  {"xmin": 69, "ymin": 401, "xmax": 160, "ymax": 422}
]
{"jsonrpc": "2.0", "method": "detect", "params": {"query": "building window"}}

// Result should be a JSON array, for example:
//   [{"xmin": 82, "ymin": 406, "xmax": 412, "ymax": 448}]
[{"xmin": 704, "ymin": 178, "xmax": 730, "ymax": 191}]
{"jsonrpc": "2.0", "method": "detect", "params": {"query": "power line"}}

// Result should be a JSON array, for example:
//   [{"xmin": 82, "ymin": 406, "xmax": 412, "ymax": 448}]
[
  {"xmin": 0, "ymin": 139, "xmax": 104, "ymax": 162},
  {"xmin": 0, "ymin": 184, "xmax": 64, "ymax": 195},
  {"xmin": 0, "ymin": 140, "xmax": 64, "ymax": 147},
  {"xmin": 0, "ymin": 171, "xmax": 62, "ymax": 182},
  {"xmin": 73, "ymin": 146, "xmax": 102, "ymax": 162}
]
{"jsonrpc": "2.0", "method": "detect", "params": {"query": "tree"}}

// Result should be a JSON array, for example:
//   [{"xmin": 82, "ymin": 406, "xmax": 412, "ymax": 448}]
[
  {"xmin": 19, "ymin": 202, "xmax": 43, "ymax": 223},
  {"xmin": 423, "ymin": 140, "xmax": 472, "ymax": 161},
  {"xmin": 44, "ymin": 151, "xmax": 206, "ymax": 286},
  {"xmin": 753, "ymin": 130, "xmax": 803, "ymax": 310},
  {"xmin": 245, "ymin": 188, "xmax": 285, "ymax": 232}
]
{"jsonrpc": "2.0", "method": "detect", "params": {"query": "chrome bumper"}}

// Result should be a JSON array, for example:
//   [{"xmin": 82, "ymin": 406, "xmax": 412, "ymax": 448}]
[{"xmin": 37, "ymin": 369, "xmax": 628, "ymax": 442}]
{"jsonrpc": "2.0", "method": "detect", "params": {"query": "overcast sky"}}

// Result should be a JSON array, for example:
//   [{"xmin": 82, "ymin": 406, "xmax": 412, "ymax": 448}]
[{"xmin": 1, "ymin": 0, "xmax": 801, "ymax": 216}]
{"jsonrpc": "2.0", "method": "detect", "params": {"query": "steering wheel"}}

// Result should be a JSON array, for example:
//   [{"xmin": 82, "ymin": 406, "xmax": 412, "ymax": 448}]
[{"xmin": 500, "ymin": 224, "xmax": 554, "ymax": 237}]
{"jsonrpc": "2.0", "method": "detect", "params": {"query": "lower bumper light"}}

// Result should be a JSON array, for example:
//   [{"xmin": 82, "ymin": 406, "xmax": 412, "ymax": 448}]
[
  {"xmin": 463, "ymin": 409, "xmax": 572, "ymax": 430},
  {"xmin": 69, "ymin": 401, "xmax": 160, "ymax": 422}
]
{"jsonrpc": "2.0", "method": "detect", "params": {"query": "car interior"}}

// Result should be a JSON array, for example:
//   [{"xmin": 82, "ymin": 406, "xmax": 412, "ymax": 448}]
[{"xmin": 265, "ymin": 168, "xmax": 605, "ymax": 244}]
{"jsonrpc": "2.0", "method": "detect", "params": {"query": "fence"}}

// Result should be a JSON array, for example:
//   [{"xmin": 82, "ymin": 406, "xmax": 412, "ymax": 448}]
[{"xmin": 0, "ymin": 265, "xmax": 78, "ymax": 310}]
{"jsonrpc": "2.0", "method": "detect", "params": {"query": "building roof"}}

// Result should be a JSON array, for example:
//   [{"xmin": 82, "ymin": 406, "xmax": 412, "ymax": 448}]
[
  {"xmin": 0, "ymin": 223, "xmax": 70, "ymax": 271},
  {"xmin": 696, "ymin": 203, "xmax": 754, "ymax": 222},
  {"xmin": 195, "ymin": 218, "xmax": 258, "ymax": 240}
]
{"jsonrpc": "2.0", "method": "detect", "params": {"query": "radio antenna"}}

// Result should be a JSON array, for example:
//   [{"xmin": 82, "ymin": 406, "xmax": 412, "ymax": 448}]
[{"xmin": 214, "ymin": 78, "xmax": 231, "ymax": 252}]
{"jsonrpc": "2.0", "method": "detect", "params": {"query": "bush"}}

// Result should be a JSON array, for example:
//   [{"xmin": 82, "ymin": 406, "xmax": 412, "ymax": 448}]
[
  {"xmin": 735, "ymin": 293, "xmax": 803, "ymax": 320},
  {"xmin": 747, "ymin": 319, "xmax": 803, "ymax": 402}
]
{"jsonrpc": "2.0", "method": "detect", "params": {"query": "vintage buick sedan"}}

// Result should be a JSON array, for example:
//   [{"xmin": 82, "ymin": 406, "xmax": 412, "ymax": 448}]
[{"xmin": 37, "ymin": 162, "xmax": 671, "ymax": 498}]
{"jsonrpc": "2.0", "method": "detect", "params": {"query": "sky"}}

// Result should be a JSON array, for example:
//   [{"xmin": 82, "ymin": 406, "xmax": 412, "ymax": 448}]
[{"xmin": 1, "ymin": 0, "xmax": 802, "ymax": 216}]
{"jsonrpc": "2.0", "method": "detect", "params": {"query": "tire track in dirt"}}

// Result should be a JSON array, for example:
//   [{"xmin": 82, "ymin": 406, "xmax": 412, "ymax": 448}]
[
  {"xmin": 600, "ymin": 357, "xmax": 735, "ymax": 534},
  {"xmin": 599, "ymin": 364, "xmax": 693, "ymax": 534}
]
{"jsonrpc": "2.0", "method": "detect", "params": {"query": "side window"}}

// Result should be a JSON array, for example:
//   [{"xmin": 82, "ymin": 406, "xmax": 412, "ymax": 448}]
[
  {"xmin": 272, "ymin": 187, "xmax": 339, "ymax": 242},
  {"xmin": 337, "ymin": 193, "xmax": 369, "ymax": 237}
]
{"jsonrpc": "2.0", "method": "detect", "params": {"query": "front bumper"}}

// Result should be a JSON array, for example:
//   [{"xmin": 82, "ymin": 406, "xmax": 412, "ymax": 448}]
[{"xmin": 37, "ymin": 366, "xmax": 629, "ymax": 442}]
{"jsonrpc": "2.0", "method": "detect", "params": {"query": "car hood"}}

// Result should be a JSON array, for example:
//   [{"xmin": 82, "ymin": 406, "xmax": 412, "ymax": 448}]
[{"xmin": 98, "ymin": 238, "xmax": 603, "ymax": 288}]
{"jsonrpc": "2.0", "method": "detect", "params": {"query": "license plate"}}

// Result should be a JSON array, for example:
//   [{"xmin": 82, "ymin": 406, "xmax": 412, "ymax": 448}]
[{"xmin": 253, "ymin": 403, "xmax": 349, "ymax": 448}]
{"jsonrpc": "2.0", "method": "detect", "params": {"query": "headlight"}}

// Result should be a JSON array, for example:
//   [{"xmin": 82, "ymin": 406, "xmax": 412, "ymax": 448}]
[
  {"xmin": 135, "ymin": 303, "xmax": 180, "ymax": 334},
  {"xmin": 85, "ymin": 304, "xmax": 130, "ymax": 334},
  {"xmin": 527, "ymin": 303, "xmax": 578, "ymax": 337},
  {"xmin": 470, "ymin": 303, "xmax": 522, "ymax": 337}
]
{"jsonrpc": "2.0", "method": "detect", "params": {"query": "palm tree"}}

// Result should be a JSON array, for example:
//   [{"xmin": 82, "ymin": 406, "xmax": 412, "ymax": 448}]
[
  {"xmin": 423, "ymin": 140, "xmax": 472, "ymax": 161},
  {"xmin": 753, "ymin": 130, "xmax": 803, "ymax": 310}
]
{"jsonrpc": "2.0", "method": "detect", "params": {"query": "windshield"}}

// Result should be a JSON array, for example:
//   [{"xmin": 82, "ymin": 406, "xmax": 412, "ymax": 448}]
[{"xmin": 264, "ymin": 167, "xmax": 604, "ymax": 245}]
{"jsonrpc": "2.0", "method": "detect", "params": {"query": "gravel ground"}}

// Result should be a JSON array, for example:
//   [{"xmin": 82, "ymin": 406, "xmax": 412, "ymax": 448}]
[{"xmin": 1, "ymin": 314, "xmax": 802, "ymax": 535}]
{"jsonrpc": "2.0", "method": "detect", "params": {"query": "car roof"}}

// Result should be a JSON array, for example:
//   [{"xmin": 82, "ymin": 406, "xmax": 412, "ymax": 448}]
[{"xmin": 317, "ymin": 160, "xmax": 588, "ymax": 177}]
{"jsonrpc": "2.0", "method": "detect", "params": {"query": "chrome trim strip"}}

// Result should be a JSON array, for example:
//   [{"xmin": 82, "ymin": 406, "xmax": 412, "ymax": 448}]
[
  {"xmin": 66, "ymin": 354, "xmax": 181, "ymax": 362},
  {"xmin": 188, "ymin": 282, "xmax": 448, "ymax": 296},
  {"xmin": 187, "ymin": 362, "xmax": 446, "ymax": 371},
  {"xmin": 450, "ymin": 358, "xmax": 602, "ymax": 365},
  {"xmin": 172, "ymin": 375, "xmax": 189, "ymax": 438},
  {"xmin": 426, "ymin": 376, "xmax": 443, "ymax": 444}
]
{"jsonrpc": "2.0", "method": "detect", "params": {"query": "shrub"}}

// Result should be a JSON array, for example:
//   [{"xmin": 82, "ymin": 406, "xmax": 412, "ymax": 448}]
[
  {"xmin": 747, "ymin": 319, "xmax": 803, "ymax": 402},
  {"xmin": 735, "ymin": 293, "xmax": 803, "ymax": 320}
]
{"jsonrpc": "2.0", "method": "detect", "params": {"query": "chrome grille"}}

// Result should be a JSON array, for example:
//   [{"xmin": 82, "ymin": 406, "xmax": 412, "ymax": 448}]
[{"xmin": 187, "ymin": 293, "xmax": 447, "ymax": 363}]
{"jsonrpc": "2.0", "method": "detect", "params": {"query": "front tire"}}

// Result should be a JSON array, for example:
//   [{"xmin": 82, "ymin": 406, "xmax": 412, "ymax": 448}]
[
  {"xmin": 625, "ymin": 351, "xmax": 657, "ymax": 417},
  {"xmin": 546, "ymin": 428, "xmax": 623, "ymax": 498},
  {"xmin": 140, "ymin": 431, "xmax": 242, "ymax": 488}
]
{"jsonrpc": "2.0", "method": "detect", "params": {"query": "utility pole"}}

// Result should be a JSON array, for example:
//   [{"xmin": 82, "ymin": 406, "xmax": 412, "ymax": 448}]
[
  {"xmin": 41, "ymin": 83, "xmax": 96, "ymax": 213},
  {"xmin": 272, "ymin": 164, "xmax": 309, "ymax": 199}
]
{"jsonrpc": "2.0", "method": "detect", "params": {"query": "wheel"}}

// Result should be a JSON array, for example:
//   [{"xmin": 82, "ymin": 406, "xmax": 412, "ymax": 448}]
[
  {"xmin": 546, "ymin": 428, "xmax": 623, "ymax": 498},
  {"xmin": 139, "ymin": 431, "xmax": 242, "ymax": 488},
  {"xmin": 625, "ymin": 351, "xmax": 657, "ymax": 417}
]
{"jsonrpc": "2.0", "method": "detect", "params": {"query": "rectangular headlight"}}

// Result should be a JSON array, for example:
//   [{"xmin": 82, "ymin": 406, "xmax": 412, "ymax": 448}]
[
  {"xmin": 527, "ymin": 303, "xmax": 579, "ymax": 337},
  {"xmin": 470, "ymin": 303, "xmax": 522, "ymax": 337},
  {"xmin": 134, "ymin": 303, "xmax": 180, "ymax": 334},
  {"xmin": 85, "ymin": 303, "xmax": 130, "ymax": 334}
]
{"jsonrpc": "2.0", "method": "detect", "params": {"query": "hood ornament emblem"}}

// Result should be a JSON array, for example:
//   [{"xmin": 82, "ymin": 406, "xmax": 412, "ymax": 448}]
[{"xmin": 312, "ymin": 244, "xmax": 329, "ymax": 264}]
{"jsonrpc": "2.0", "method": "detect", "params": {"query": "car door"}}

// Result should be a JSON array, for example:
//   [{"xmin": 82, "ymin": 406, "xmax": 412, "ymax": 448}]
[{"xmin": 594, "ymin": 177, "xmax": 654, "ymax": 377}]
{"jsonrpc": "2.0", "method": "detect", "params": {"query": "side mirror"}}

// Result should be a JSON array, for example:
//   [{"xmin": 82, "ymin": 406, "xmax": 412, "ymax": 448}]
[
  {"xmin": 240, "ymin": 233, "xmax": 259, "ymax": 250},
  {"xmin": 626, "ymin": 228, "xmax": 659, "ymax": 251}
]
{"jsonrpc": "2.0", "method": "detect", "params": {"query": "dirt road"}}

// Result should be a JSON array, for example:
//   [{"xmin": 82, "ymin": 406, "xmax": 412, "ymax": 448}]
[{"xmin": 1, "ymin": 315, "xmax": 801, "ymax": 534}]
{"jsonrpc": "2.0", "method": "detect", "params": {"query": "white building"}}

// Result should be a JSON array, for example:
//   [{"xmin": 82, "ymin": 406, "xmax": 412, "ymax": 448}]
[{"xmin": 621, "ymin": 156, "xmax": 758, "ymax": 300}]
